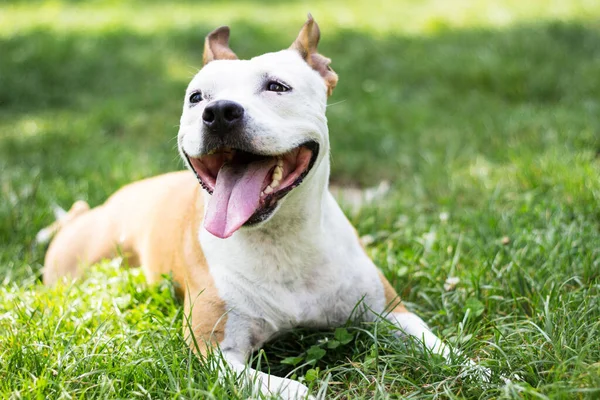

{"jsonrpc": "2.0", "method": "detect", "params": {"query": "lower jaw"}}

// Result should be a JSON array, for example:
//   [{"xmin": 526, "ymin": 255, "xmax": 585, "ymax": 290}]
[{"xmin": 243, "ymin": 204, "xmax": 279, "ymax": 226}]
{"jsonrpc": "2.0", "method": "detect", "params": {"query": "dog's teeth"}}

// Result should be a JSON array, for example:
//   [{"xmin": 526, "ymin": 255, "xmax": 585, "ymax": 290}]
[
  {"xmin": 272, "ymin": 166, "xmax": 283, "ymax": 181},
  {"xmin": 261, "ymin": 160, "xmax": 284, "ymax": 197}
]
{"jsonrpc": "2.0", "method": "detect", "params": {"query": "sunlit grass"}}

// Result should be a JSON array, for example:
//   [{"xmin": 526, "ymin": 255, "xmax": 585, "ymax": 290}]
[{"xmin": 1, "ymin": 0, "xmax": 599, "ymax": 37}]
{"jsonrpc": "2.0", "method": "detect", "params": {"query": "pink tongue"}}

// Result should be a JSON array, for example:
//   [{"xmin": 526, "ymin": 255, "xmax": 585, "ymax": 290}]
[{"xmin": 204, "ymin": 160, "xmax": 276, "ymax": 238}]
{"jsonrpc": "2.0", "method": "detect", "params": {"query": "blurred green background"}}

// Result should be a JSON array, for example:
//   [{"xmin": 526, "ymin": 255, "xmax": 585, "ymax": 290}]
[{"xmin": 1, "ymin": 0, "xmax": 599, "ymax": 276}]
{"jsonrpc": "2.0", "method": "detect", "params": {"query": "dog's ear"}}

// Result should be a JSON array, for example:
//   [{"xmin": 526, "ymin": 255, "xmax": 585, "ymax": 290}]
[
  {"xmin": 203, "ymin": 26, "xmax": 238, "ymax": 65},
  {"xmin": 290, "ymin": 14, "xmax": 338, "ymax": 96}
]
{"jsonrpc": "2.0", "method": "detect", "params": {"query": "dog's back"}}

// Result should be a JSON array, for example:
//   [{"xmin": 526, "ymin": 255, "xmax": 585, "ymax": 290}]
[{"xmin": 42, "ymin": 171, "xmax": 201, "ymax": 288}]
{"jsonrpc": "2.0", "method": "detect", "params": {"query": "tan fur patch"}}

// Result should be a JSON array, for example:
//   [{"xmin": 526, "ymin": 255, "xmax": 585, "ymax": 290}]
[
  {"xmin": 43, "ymin": 172, "xmax": 228, "ymax": 354},
  {"xmin": 203, "ymin": 26, "xmax": 238, "ymax": 65},
  {"xmin": 353, "ymin": 226, "xmax": 407, "ymax": 314},
  {"xmin": 378, "ymin": 271, "xmax": 408, "ymax": 314},
  {"xmin": 290, "ymin": 14, "xmax": 338, "ymax": 96}
]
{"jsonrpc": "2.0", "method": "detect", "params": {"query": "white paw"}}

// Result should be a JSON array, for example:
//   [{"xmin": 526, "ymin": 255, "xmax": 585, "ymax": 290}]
[
  {"xmin": 254, "ymin": 375, "xmax": 312, "ymax": 400},
  {"xmin": 274, "ymin": 381, "xmax": 313, "ymax": 400}
]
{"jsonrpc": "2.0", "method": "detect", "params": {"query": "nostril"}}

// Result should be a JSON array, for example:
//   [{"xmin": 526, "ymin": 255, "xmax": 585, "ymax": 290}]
[
  {"xmin": 202, "ymin": 107, "xmax": 215, "ymax": 124},
  {"xmin": 223, "ymin": 104, "xmax": 244, "ymax": 122}
]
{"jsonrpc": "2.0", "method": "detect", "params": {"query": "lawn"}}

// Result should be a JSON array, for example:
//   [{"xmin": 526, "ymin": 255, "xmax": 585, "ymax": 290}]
[{"xmin": 1, "ymin": 0, "xmax": 600, "ymax": 398}]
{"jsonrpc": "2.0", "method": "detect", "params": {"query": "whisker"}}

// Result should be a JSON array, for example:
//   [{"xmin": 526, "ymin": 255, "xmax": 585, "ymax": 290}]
[
  {"xmin": 326, "ymin": 99, "xmax": 347, "ymax": 107},
  {"xmin": 186, "ymin": 65, "xmax": 200, "ymax": 77}
]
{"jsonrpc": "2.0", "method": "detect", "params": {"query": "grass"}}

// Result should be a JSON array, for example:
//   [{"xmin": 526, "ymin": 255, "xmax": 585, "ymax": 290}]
[{"xmin": 1, "ymin": 0, "xmax": 600, "ymax": 398}]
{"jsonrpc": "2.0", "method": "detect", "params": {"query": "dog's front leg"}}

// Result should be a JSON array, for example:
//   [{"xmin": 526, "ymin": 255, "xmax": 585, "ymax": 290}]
[{"xmin": 185, "ymin": 292, "xmax": 313, "ymax": 399}]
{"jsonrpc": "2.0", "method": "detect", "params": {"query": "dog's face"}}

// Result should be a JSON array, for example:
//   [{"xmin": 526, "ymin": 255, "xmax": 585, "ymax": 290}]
[{"xmin": 178, "ymin": 16, "xmax": 338, "ymax": 239}]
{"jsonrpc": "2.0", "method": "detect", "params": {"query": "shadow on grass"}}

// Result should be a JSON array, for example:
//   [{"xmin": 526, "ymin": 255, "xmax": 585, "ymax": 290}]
[{"xmin": 1, "ymin": 20, "xmax": 600, "ymax": 278}]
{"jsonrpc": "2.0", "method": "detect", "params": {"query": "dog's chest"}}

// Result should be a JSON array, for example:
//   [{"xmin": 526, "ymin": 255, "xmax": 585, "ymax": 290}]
[
  {"xmin": 226, "ymin": 266, "xmax": 369, "ymax": 327},
  {"xmin": 201, "ymin": 230, "xmax": 383, "ymax": 330}
]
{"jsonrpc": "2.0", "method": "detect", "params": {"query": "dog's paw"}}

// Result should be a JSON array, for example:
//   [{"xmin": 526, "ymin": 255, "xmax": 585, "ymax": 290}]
[
  {"xmin": 275, "ymin": 381, "xmax": 313, "ymax": 400},
  {"xmin": 253, "ymin": 375, "xmax": 312, "ymax": 400}
]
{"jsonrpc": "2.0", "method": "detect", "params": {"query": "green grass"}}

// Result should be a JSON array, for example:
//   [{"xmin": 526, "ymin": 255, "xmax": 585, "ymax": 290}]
[{"xmin": 1, "ymin": 0, "xmax": 600, "ymax": 398}]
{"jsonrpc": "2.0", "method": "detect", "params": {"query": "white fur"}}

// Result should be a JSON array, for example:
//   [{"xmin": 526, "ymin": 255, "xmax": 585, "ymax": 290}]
[
  {"xmin": 223, "ymin": 350, "xmax": 314, "ymax": 400},
  {"xmin": 178, "ymin": 47, "xmax": 485, "ymax": 399}
]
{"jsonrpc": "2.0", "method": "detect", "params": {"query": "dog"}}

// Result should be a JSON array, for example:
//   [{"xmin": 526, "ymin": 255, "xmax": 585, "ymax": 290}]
[{"xmin": 41, "ymin": 15, "xmax": 486, "ymax": 399}]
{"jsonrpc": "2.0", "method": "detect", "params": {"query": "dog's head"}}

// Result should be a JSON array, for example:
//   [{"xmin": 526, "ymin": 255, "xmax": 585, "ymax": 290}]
[{"xmin": 178, "ymin": 15, "xmax": 338, "ymax": 239}]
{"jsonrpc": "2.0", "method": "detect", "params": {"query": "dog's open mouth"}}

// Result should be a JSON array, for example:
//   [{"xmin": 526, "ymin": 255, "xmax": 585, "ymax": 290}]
[{"xmin": 185, "ymin": 141, "xmax": 319, "ymax": 238}]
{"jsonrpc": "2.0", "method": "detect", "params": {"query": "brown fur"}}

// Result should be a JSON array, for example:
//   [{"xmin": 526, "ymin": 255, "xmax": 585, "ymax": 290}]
[
  {"xmin": 289, "ymin": 14, "xmax": 338, "ymax": 96},
  {"xmin": 43, "ymin": 171, "xmax": 227, "ymax": 354},
  {"xmin": 353, "ymin": 227, "xmax": 407, "ymax": 315},
  {"xmin": 203, "ymin": 26, "xmax": 238, "ymax": 65},
  {"xmin": 379, "ymin": 271, "xmax": 408, "ymax": 314}
]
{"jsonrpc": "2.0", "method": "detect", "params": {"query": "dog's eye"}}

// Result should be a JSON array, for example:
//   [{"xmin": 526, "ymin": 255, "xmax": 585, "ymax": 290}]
[
  {"xmin": 189, "ymin": 91, "xmax": 203, "ymax": 104},
  {"xmin": 266, "ymin": 81, "xmax": 290, "ymax": 93}
]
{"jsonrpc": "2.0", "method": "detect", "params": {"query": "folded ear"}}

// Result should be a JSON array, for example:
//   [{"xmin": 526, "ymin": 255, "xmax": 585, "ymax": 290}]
[
  {"xmin": 290, "ymin": 14, "xmax": 338, "ymax": 96},
  {"xmin": 203, "ymin": 26, "xmax": 238, "ymax": 65}
]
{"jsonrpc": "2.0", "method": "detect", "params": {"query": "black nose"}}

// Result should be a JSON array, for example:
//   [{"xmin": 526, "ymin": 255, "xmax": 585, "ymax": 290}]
[{"xmin": 202, "ymin": 100, "xmax": 245, "ymax": 133}]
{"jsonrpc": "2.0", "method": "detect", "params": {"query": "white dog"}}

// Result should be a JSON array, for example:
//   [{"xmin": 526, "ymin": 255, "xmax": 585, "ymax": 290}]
[{"xmin": 41, "ymin": 15, "xmax": 487, "ymax": 399}]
